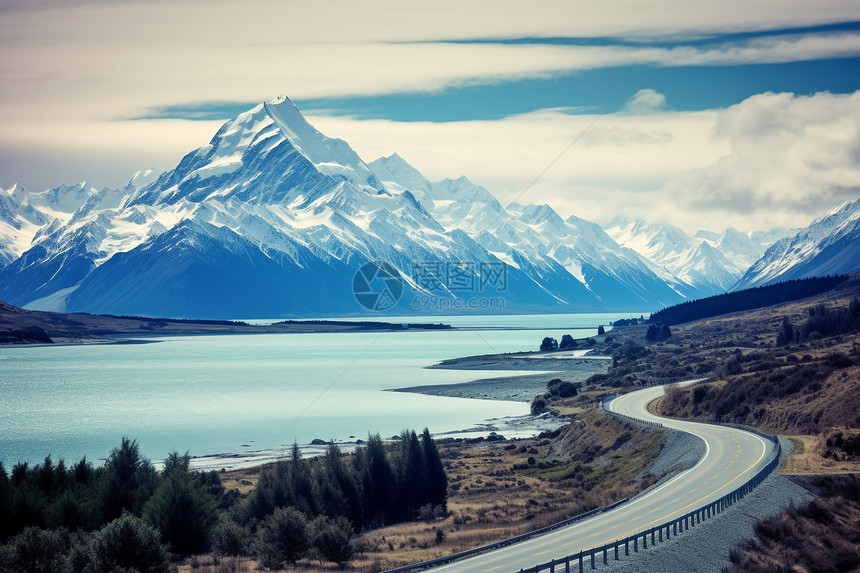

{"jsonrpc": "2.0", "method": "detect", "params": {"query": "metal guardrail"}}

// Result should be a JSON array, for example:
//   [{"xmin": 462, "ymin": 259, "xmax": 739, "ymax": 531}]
[
  {"xmin": 383, "ymin": 498, "xmax": 631, "ymax": 573},
  {"xmin": 384, "ymin": 380, "xmax": 781, "ymax": 573},
  {"xmin": 599, "ymin": 396, "xmax": 662, "ymax": 429},
  {"xmin": 638, "ymin": 372, "xmax": 716, "ymax": 387},
  {"xmin": 514, "ymin": 434, "xmax": 781, "ymax": 573}
]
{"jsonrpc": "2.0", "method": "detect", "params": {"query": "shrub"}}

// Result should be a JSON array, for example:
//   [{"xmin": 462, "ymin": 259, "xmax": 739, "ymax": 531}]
[
  {"xmin": 254, "ymin": 507, "xmax": 309, "ymax": 569},
  {"xmin": 87, "ymin": 514, "xmax": 170, "ymax": 573},
  {"xmin": 210, "ymin": 517, "xmax": 249, "ymax": 556},
  {"xmin": 98, "ymin": 438, "xmax": 158, "ymax": 522},
  {"xmin": 827, "ymin": 352, "xmax": 854, "ymax": 368},
  {"xmin": 547, "ymin": 379, "xmax": 577, "ymax": 398},
  {"xmin": 1, "ymin": 526, "xmax": 71, "ymax": 573},
  {"xmin": 530, "ymin": 395, "xmax": 548, "ymax": 415},
  {"xmin": 309, "ymin": 515, "xmax": 356, "ymax": 565}
]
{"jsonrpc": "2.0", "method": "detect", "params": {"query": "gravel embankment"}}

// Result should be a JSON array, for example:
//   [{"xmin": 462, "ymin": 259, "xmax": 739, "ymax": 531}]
[
  {"xmin": 568, "ymin": 438, "xmax": 815, "ymax": 573},
  {"xmin": 643, "ymin": 429, "xmax": 707, "ymax": 478}
]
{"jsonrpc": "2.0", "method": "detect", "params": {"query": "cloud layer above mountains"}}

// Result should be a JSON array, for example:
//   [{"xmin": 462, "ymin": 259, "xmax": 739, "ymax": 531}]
[{"xmin": 1, "ymin": 0, "xmax": 859, "ymax": 233}]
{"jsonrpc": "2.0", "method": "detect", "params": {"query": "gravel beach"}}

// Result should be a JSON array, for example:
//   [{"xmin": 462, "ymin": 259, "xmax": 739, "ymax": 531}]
[{"xmin": 393, "ymin": 351, "xmax": 611, "ymax": 402}]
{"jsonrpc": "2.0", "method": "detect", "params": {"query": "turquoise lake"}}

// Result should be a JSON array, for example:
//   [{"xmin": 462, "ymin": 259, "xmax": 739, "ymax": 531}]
[{"xmin": 0, "ymin": 313, "xmax": 633, "ymax": 468}]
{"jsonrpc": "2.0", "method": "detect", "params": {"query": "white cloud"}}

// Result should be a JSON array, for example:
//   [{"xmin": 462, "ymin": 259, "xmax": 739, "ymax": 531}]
[
  {"xmin": 1, "ymin": 1, "xmax": 859, "ymax": 233},
  {"xmin": 1, "ymin": 1, "xmax": 860, "ymax": 126},
  {"xmin": 0, "ymin": 119, "xmax": 221, "ymax": 190},
  {"xmin": 3, "ymin": 91, "xmax": 858, "ymax": 235},
  {"xmin": 624, "ymin": 89, "xmax": 668, "ymax": 114},
  {"xmin": 658, "ymin": 91, "xmax": 860, "ymax": 230},
  {"xmin": 308, "ymin": 108, "xmax": 728, "ymax": 227},
  {"xmin": 311, "ymin": 91, "xmax": 860, "ymax": 233}
]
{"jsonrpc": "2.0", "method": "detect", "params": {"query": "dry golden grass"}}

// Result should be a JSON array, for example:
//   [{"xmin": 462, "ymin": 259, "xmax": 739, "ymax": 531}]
[
  {"xmin": 615, "ymin": 279, "xmax": 860, "ymax": 468},
  {"xmin": 218, "ymin": 466, "xmax": 263, "ymax": 495},
  {"xmin": 726, "ymin": 475, "xmax": 860, "ymax": 573},
  {"xmin": 780, "ymin": 434, "xmax": 860, "ymax": 475},
  {"xmin": 181, "ymin": 408, "xmax": 668, "ymax": 573}
]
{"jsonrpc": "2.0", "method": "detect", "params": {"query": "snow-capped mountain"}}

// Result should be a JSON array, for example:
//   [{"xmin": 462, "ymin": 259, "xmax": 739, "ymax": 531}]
[
  {"xmin": 749, "ymin": 227, "xmax": 800, "ymax": 250},
  {"xmin": 604, "ymin": 217, "xmax": 749, "ymax": 294},
  {"xmin": 604, "ymin": 217, "xmax": 801, "ymax": 296},
  {"xmin": 0, "ymin": 95, "xmax": 809, "ymax": 318},
  {"xmin": 733, "ymin": 199, "xmax": 860, "ymax": 289},
  {"xmin": 371, "ymin": 154, "xmax": 687, "ymax": 309}
]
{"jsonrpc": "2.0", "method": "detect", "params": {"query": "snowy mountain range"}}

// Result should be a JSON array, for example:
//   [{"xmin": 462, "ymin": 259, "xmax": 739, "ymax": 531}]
[
  {"xmin": 734, "ymin": 199, "xmax": 860, "ymax": 289},
  {"xmin": 603, "ymin": 218, "xmax": 796, "ymax": 294},
  {"xmin": 0, "ymin": 96, "xmax": 856, "ymax": 318}
]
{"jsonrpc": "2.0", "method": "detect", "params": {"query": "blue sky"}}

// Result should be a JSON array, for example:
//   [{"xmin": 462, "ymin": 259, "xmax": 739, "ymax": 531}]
[
  {"xmin": 141, "ymin": 57, "xmax": 860, "ymax": 123},
  {"xmin": 1, "ymin": 1, "xmax": 860, "ymax": 232},
  {"xmin": 142, "ymin": 22, "xmax": 860, "ymax": 122}
]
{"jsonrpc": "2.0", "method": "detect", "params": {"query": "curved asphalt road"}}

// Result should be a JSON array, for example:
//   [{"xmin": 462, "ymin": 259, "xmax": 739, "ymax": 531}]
[{"xmin": 428, "ymin": 384, "xmax": 776, "ymax": 573}]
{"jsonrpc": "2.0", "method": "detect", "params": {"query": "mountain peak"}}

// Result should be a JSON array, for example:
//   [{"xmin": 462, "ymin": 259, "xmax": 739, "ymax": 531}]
[
  {"xmin": 606, "ymin": 215, "xmax": 635, "ymax": 228},
  {"xmin": 264, "ymin": 95, "xmax": 318, "ymax": 145},
  {"xmin": 368, "ymin": 153, "xmax": 430, "ymax": 195},
  {"xmin": 694, "ymin": 229, "xmax": 720, "ymax": 242},
  {"xmin": 262, "ymin": 97, "xmax": 385, "ymax": 195},
  {"xmin": 823, "ymin": 197, "xmax": 860, "ymax": 220},
  {"xmin": 734, "ymin": 196, "xmax": 860, "ymax": 290}
]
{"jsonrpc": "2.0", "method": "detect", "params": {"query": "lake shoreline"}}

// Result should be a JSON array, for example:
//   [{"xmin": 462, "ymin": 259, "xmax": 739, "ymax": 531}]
[
  {"xmin": 391, "ymin": 347, "xmax": 611, "ymax": 402},
  {"xmin": 3, "ymin": 312, "xmax": 616, "ymax": 471},
  {"xmin": 190, "ymin": 348, "xmax": 612, "ymax": 471}
]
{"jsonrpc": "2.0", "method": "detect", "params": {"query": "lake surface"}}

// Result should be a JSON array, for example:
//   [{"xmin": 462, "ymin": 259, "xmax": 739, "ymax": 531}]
[{"xmin": 0, "ymin": 313, "xmax": 633, "ymax": 468}]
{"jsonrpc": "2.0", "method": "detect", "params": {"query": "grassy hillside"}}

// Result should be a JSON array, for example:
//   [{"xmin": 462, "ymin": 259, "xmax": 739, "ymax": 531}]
[
  {"xmin": 582, "ymin": 273, "xmax": 860, "ymax": 463},
  {"xmin": 726, "ymin": 475, "xmax": 860, "ymax": 573}
]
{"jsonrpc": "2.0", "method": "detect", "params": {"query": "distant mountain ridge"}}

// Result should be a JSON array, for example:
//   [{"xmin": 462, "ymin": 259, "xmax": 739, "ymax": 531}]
[
  {"xmin": 0, "ymin": 96, "xmax": 856, "ymax": 318},
  {"xmin": 733, "ymin": 199, "xmax": 860, "ymax": 290},
  {"xmin": 603, "ymin": 217, "xmax": 787, "ymax": 294}
]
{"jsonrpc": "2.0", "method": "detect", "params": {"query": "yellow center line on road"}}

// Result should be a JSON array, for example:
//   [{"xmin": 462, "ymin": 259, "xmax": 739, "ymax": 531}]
[
  {"xmin": 484, "ymin": 566, "xmax": 502, "ymax": 572},
  {"xmin": 534, "ymin": 550, "xmax": 551, "ymax": 556},
  {"xmin": 587, "ymin": 432, "xmax": 768, "ymax": 550}
]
